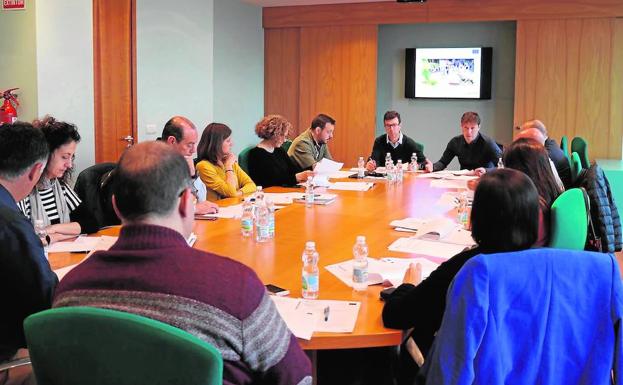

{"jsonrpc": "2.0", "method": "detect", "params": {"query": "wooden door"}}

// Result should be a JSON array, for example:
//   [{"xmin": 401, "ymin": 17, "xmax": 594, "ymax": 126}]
[{"xmin": 93, "ymin": 0, "xmax": 137, "ymax": 163}]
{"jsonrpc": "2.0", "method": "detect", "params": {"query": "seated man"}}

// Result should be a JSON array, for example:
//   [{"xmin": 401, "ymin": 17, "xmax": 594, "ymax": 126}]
[
  {"xmin": 428, "ymin": 111, "xmax": 501, "ymax": 176},
  {"xmin": 520, "ymin": 119, "xmax": 572, "ymax": 188},
  {"xmin": 0, "ymin": 122, "xmax": 57, "ymax": 364},
  {"xmin": 366, "ymin": 110, "xmax": 427, "ymax": 171},
  {"xmin": 53, "ymin": 142, "xmax": 311, "ymax": 385},
  {"xmin": 514, "ymin": 127, "xmax": 565, "ymax": 191},
  {"xmin": 288, "ymin": 113, "xmax": 335, "ymax": 171},
  {"xmin": 160, "ymin": 116, "xmax": 219, "ymax": 214}
]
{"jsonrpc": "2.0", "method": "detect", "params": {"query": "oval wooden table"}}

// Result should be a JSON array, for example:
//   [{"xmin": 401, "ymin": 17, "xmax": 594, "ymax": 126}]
[{"xmin": 48, "ymin": 172, "xmax": 623, "ymax": 351}]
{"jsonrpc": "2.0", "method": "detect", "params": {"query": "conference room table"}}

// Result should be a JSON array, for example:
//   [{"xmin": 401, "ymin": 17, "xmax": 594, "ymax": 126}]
[{"xmin": 48, "ymin": 172, "xmax": 623, "ymax": 351}]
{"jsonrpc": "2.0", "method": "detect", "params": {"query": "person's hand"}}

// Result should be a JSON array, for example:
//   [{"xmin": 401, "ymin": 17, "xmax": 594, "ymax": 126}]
[
  {"xmin": 296, "ymin": 170, "xmax": 316, "ymax": 183},
  {"xmin": 403, "ymin": 263, "xmax": 423, "ymax": 286},
  {"xmin": 365, "ymin": 160, "xmax": 376, "ymax": 171},
  {"xmin": 224, "ymin": 153, "xmax": 237, "ymax": 169},
  {"xmin": 467, "ymin": 179, "xmax": 479, "ymax": 191},
  {"xmin": 45, "ymin": 225, "xmax": 58, "ymax": 234},
  {"xmin": 471, "ymin": 167, "xmax": 486, "ymax": 177},
  {"xmin": 195, "ymin": 201, "xmax": 219, "ymax": 215},
  {"xmin": 184, "ymin": 156, "xmax": 195, "ymax": 177},
  {"xmin": 424, "ymin": 159, "xmax": 433, "ymax": 173}
]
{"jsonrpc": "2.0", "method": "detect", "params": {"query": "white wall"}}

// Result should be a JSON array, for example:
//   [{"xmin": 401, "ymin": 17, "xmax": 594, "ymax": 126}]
[
  {"xmin": 213, "ymin": 0, "xmax": 264, "ymax": 153},
  {"xmin": 136, "ymin": 0, "xmax": 215, "ymax": 142},
  {"xmin": 36, "ymin": 0, "xmax": 95, "ymax": 178}
]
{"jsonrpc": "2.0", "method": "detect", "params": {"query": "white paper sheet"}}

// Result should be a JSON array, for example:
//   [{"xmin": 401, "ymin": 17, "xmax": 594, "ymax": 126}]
[
  {"xmin": 328, "ymin": 182, "xmax": 373, "ymax": 191},
  {"xmin": 271, "ymin": 296, "xmax": 316, "ymax": 340},
  {"xmin": 291, "ymin": 193, "xmax": 338, "ymax": 205},
  {"xmin": 196, "ymin": 204, "xmax": 243, "ymax": 219},
  {"xmin": 388, "ymin": 237, "xmax": 469, "ymax": 260},
  {"xmin": 329, "ymin": 170, "xmax": 356, "ymax": 179},
  {"xmin": 430, "ymin": 179, "xmax": 469, "ymax": 189},
  {"xmin": 264, "ymin": 193, "xmax": 294, "ymax": 205},
  {"xmin": 313, "ymin": 159, "xmax": 344, "ymax": 186},
  {"xmin": 326, "ymin": 257, "xmax": 440, "ymax": 288},
  {"xmin": 47, "ymin": 235, "xmax": 118, "ymax": 253}
]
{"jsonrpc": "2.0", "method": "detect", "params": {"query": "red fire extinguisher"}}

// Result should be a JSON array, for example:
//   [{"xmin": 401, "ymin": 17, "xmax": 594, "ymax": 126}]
[{"xmin": 0, "ymin": 88, "xmax": 19, "ymax": 125}]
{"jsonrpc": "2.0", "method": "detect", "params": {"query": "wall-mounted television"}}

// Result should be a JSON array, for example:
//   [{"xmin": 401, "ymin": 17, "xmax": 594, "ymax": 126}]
[{"xmin": 405, "ymin": 47, "xmax": 492, "ymax": 100}]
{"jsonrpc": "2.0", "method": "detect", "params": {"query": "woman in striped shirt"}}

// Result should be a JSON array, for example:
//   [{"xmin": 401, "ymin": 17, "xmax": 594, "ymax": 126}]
[{"xmin": 18, "ymin": 116, "xmax": 98, "ymax": 244}]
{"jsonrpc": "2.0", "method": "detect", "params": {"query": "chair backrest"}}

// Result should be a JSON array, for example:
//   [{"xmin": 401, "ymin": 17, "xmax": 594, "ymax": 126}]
[
  {"xmin": 24, "ymin": 307, "xmax": 223, "ymax": 385},
  {"xmin": 548, "ymin": 188, "xmax": 588, "ymax": 249},
  {"xmin": 420, "ymin": 248, "xmax": 623, "ymax": 384},
  {"xmin": 560, "ymin": 135, "xmax": 569, "ymax": 155},
  {"xmin": 570, "ymin": 151, "xmax": 582, "ymax": 183},
  {"xmin": 74, "ymin": 163, "xmax": 118, "ymax": 228},
  {"xmin": 237, "ymin": 145, "xmax": 254, "ymax": 174},
  {"xmin": 281, "ymin": 139, "xmax": 293, "ymax": 153},
  {"xmin": 571, "ymin": 136, "xmax": 590, "ymax": 169}
]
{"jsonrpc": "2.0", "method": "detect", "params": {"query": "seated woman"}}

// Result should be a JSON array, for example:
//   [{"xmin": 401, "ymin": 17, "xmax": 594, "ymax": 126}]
[
  {"xmin": 503, "ymin": 138, "xmax": 563, "ymax": 246},
  {"xmin": 248, "ymin": 115, "xmax": 314, "ymax": 188},
  {"xmin": 18, "ymin": 116, "xmax": 99, "ymax": 243},
  {"xmin": 382, "ymin": 168, "xmax": 540, "ymax": 385},
  {"xmin": 196, "ymin": 122, "xmax": 256, "ymax": 201}
]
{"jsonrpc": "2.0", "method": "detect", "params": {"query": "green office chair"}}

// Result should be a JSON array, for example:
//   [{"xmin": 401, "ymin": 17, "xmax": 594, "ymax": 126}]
[
  {"xmin": 238, "ymin": 145, "xmax": 254, "ymax": 174},
  {"xmin": 571, "ymin": 136, "xmax": 590, "ymax": 169},
  {"xmin": 548, "ymin": 188, "xmax": 588, "ymax": 250},
  {"xmin": 570, "ymin": 151, "xmax": 583, "ymax": 184},
  {"xmin": 560, "ymin": 135, "xmax": 570, "ymax": 162},
  {"xmin": 24, "ymin": 307, "xmax": 223, "ymax": 385},
  {"xmin": 281, "ymin": 139, "xmax": 292, "ymax": 153}
]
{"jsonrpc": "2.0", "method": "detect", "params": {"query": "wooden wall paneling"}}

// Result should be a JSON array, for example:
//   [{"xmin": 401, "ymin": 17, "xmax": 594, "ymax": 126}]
[
  {"xmin": 264, "ymin": 28, "xmax": 301, "ymax": 135},
  {"xmin": 513, "ymin": 20, "xmax": 526, "ymax": 131},
  {"xmin": 574, "ymin": 19, "xmax": 612, "ymax": 160},
  {"xmin": 298, "ymin": 25, "xmax": 377, "ymax": 167},
  {"xmin": 263, "ymin": 0, "xmax": 623, "ymax": 29},
  {"xmin": 93, "ymin": 0, "xmax": 136, "ymax": 163},
  {"xmin": 564, "ymin": 19, "xmax": 583, "ymax": 142},
  {"xmin": 608, "ymin": 19, "xmax": 623, "ymax": 159}
]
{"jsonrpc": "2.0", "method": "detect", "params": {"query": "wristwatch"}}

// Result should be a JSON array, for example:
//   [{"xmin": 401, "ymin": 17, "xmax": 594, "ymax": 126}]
[{"xmin": 45, "ymin": 234, "xmax": 51, "ymax": 246}]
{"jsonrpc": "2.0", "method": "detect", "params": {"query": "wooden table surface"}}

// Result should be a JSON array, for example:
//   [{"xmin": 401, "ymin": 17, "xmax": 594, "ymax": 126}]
[{"xmin": 48, "ymin": 173, "xmax": 623, "ymax": 350}]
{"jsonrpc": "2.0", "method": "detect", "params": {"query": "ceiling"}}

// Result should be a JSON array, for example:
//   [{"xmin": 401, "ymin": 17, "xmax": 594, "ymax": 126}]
[{"xmin": 243, "ymin": 0, "xmax": 393, "ymax": 7}]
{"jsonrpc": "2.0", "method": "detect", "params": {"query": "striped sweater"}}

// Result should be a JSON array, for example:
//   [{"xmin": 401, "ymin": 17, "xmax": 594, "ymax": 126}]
[{"xmin": 53, "ymin": 224, "xmax": 311, "ymax": 385}]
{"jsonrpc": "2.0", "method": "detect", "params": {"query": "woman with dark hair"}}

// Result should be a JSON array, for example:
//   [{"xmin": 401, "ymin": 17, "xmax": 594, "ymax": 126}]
[
  {"xmin": 196, "ymin": 122, "xmax": 256, "ymax": 201},
  {"xmin": 18, "ymin": 116, "xmax": 99, "ymax": 243},
  {"xmin": 383, "ymin": 169, "xmax": 540, "ymax": 385},
  {"xmin": 502, "ymin": 137, "xmax": 563, "ymax": 246},
  {"xmin": 248, "ymin": 115, "xmax": 315, "ymax": 188}
]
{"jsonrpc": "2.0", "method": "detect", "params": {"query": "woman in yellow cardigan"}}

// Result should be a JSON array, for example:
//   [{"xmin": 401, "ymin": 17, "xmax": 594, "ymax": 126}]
[{"xmin": 196, "ymin": 123, "xmax": 257, "ymax": 201}]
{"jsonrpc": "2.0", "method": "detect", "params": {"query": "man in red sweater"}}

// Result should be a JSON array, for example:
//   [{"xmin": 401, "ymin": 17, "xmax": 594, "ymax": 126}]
[{"xmin": 54, "ymin": 141, "xmax": 311, "ymax": 385}]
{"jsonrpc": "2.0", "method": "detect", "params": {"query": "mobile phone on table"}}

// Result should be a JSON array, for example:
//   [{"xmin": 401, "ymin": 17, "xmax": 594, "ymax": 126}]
[{"xmin": 265, "ymin": 284, "xmax": 290, "ymax": 296}]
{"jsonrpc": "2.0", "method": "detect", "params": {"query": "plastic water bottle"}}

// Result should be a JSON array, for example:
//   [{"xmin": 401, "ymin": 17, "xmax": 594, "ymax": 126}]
[
  {"xmin": 497, "ymin": 157, "xmax": 504, "ymax": 169},
  {"xmin": 357, "ymin": 156, "xmax": 365, "ymax": 178},
  {"xmin": 302, "ymin": 241, "xmax": 319, "ymax": 299},
  {"xmin": 34, "ymin": 219, "xmax": 48, "ymax": 258},
  {"xmin": 385, "ymin": 153, "xmax": 395, "ymax": 184},
  {"xmin": 255, "ymin": 198, "xmax": 270, "ymax": 243},
  {"xmin": 409, "ymin": 152, "xmax": 418, "ymax": 172},
  {"xmin": 457, "ymin": 191, "xmax": 469, "ymax": 228},
  {"xmin": 305, "ymin": 176, "xmax": 315, "ymax": 208},
  {"xmin": 352, "ymin": 236, "xmax": 369, "ymax": 291},
  {"xmin": 241, "ymin": 198, "xmax": 254, "ymax": 237},
  {"xmin": 396, "ymin": 160, "xmax": 404, "ymax": 183},
  {"xmin": 266, "ymin": 197, "xmax": 275, "ymax": 239},
  {"xmin": 254, "ymin": 185, "xmax": 264, "ymax": 203}
]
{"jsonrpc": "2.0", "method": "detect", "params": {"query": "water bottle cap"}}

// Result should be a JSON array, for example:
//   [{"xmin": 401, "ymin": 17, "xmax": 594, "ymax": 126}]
[
  {"xmin": 356, "ymin": 235, "xmax": 366, "ymax": 243},
  {"xmin": 306, "ymin": 241, "xmax": 315, "ymax": 248},
  {"xmin": 256, "ymin": 186, "xmax": 263, "ymax": 191}
]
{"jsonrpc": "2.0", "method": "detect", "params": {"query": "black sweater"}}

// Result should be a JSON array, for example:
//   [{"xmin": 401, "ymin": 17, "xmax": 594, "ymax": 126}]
[
  {"xmin": 433, "ymin": 133, "xmax": 501, "ymax": 171},
  {"xmin": 248, "ymin": 146, "xmax": 299, "ymax": 188},
  {"xmin": 382, "ymin": 246, "xmax": 482, "ymax": 357},
  {"xmin": 369, "ymin": 134, "xmax": 426, "ymax": 166}
]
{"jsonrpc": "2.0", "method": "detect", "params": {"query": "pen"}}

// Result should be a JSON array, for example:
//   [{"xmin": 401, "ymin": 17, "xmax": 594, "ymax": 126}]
[{"xmin": 324, "ymin": 306, "xmax": 330, "ymax": 322}]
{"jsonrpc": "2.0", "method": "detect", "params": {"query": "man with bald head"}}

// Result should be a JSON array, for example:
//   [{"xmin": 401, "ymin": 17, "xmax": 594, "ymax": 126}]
[
  {"xmin": 161, "ymin": 116, "xmax": 218, "ymax": 214},
  {"xmin": 515, "ymin": 127, "xmax": 564, "ymax": 190},
  {"xmin": 53, "ymin": 142, "xmax": 312, "ymax": 385},
  {"xmin": 520, "ymin": 120, "xmax": 571, "ymax": 187}
]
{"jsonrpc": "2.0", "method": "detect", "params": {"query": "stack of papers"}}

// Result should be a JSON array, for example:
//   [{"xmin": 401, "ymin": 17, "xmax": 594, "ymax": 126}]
[
  {"xmin": 312, "ymin": 159, "xmax": 344, "ymax": 186},
  {"xmin": 326, "ymin": 257, "xmax": 440, "ymax": 288},
  {"xmin": 328, "ymin": 170, "xmax": 356, "ymax": 179},
  {"xmin": 388, "ymin": 238, "xmax": 470, "ymax": 259},
  {"xmin": 196, "ymin": 204, "xmax": 243, "ymax": 219},
  {"xmin": 328, "ymin": 182, "xmax": 373, "ymax": 191},
  {"xmin": 264, "ymin": 193, "xmax": 295, "ymax": 205},
  {"xmin": 48, "ymin": 235, "xmax": 118, "ymax": 253},
  {"xmin": 271, "ymin": 297, "xmax": 361, "ymax": 340}
]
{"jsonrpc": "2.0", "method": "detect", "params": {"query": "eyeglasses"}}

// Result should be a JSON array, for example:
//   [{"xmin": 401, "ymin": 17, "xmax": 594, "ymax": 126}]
[{"xmin": 384, "ymin": 123, "xmax": 399, "ymax": 129}]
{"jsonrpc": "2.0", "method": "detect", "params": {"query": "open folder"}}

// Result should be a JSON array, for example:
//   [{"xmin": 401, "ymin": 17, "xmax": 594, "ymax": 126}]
[{"xmin": 326, "ymin": 257, "xmax": 440, "ymax": 287}]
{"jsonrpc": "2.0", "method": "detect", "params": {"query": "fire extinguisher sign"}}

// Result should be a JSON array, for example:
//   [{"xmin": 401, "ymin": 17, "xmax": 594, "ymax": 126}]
[{"xmin": 2, "ymin": 0, "xmax": 25, "ymax": 11}]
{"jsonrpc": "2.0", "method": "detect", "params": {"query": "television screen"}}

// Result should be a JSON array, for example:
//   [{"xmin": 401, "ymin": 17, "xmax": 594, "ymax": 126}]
[{"xmin": 405, "ymin": 47, "xmax": 492, "ymax": 100}]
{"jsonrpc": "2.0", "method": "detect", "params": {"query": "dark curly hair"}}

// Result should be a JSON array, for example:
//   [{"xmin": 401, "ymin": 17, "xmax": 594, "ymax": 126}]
[{"xmin": 33, "ymin": 115, "xmax": 81, "ymax": 184}]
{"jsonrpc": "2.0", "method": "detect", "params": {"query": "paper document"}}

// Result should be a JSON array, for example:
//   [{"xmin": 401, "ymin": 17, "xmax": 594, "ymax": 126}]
[
  {"xmin": 271, "ymin": 297, "xmax": 361, "ymax": 338},
  {"xmin": 291, "ymin": 193, "xmax": 338, "ymax": 205},
  {"xmin": 313, "ymin": 159, "xmax": 344, "ymax": 186},
  {"xmin": 326, "ymin": 257, "xmax": 440, "ymax": 287},
  {"xmin": 264, "ymin": 193, "xmax": 294, "ymax": 205},
  {"xmin": 328, "ymin": 182, "xmax": 373, "ymax": 191},
  {"xmin": 48, "ymin": 235, "xmax": 118, "ymax": 253},
  {"xmin": 417, "ymin": 170, "xmax": 477, "ymax": 181},
  {"xmin": 329, "ymin": 170, "xmax": 355, "ymax": 179},
  {"xmin": 430, "ymin": 179, "xmax": 469, "ymax": 189},
  {"xmin": 388, "ymin": 238, "xmax": 469, "ymax": 259},
  {"xmin": 197, "ymin": 204, "xmax": 243, "ymax": 219},
  {"xmin": 414, "ymin": 217, "xmax": 457, "ymax": 240}
]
